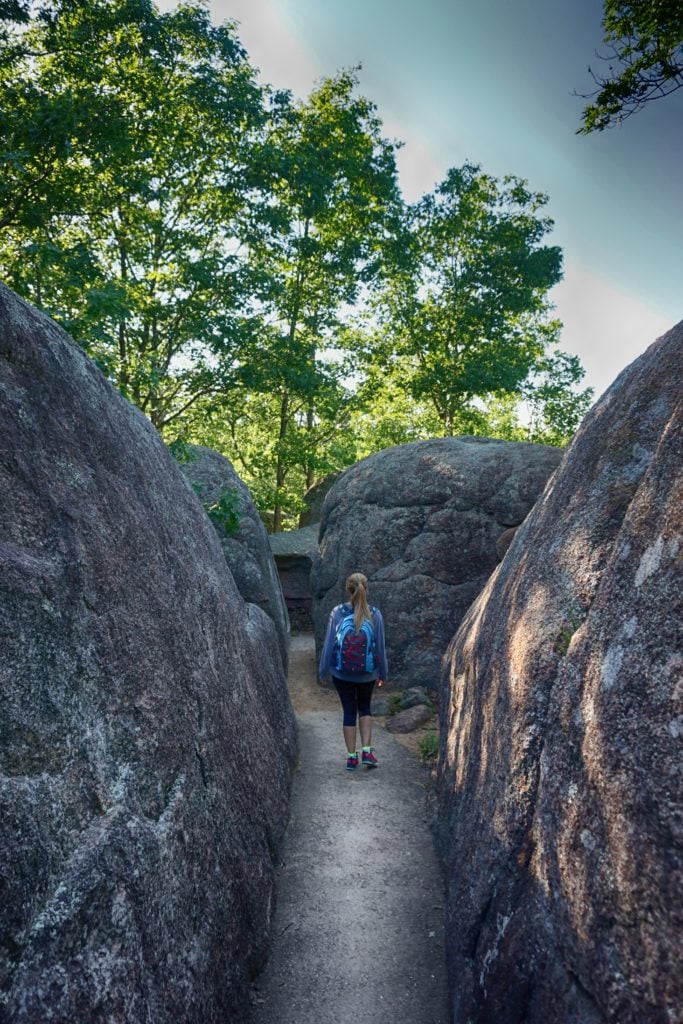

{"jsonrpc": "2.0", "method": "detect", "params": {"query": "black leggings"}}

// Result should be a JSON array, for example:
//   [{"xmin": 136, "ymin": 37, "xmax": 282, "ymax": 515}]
[{"xmin": 332, "ymin": 677, "xmax": 375, "ymax": 727}]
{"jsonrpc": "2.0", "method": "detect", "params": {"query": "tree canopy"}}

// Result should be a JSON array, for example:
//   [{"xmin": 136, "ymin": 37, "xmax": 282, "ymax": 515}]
[
  {"xmin": 0, "ymin": 0, "xmax": 595, "ymax": 530},
  {"xmin": 0, "ymin": 0, "xmax": 268, "ymax": 427},
  {"xmin": 370, "ymin": 164, "xmax": 564, "ymax": 433},
  {"xmin": 579, "ymin": 0, "xmax": 683, "ymax": 131},
  {"xmin": 240, "ymin": 69, "xmax": 401, "ymax": 529}
]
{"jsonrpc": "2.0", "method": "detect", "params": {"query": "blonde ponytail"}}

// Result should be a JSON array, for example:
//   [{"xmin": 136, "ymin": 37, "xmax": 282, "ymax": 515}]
[{"xmin": 345, "ymin": 572, "xmax": 372, "ymax": 632}]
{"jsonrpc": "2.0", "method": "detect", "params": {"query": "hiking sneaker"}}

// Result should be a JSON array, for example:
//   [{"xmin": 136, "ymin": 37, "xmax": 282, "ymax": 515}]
[
  {"xmin": 346, "ymin": 752, "xmax": 359, "ymax": 771},
  {"xmin": 362, "ymin": 748, "xmax": 379, "ymax": 769}
]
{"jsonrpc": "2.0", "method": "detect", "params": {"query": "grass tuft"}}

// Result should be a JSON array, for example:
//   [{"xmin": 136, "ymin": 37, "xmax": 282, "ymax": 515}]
[{"xmin": 417, "ymin": 730, "xmax": 439, "ymax": 763}]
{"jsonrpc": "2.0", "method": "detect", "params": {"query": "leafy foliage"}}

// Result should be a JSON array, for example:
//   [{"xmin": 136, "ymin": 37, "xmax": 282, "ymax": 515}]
[
  {"xmin": 370, "ymin": 163, "xmax": 563, "ymax": 432},
  {"xmin": 0, "ymin": 0, "xmax": 266, "ymax": 427},
  {"xmin": 167, "ymin": 436, "xmax": 197, "ymax": 464},
  {"xmin": 239, "ymin": 69, "xmax": 401, "ymax": 529},
  {"xmin": 0, "ymin": 1, "xmax": 158, "ymax": 229},
  {"xmin": 190, "ymin": 478, "xmax": 242, "ymax": 536},
  {"xmin": 179, "ymin": 387, "xmax": 359, "ymax": 529},
  {"xmin": 579, "ymin": 0, "xmax": 683, "ymax": 131},
  {"xmin": 0, "ymin": 2, "xmax": 594, "ymax": 531},
  {"xmin": 205, "ymin": 488, "xmax": 242, "ymax": 537},
  {"xmin": 522, "ymin": 350, "xmax": 594, "ymax": 445}
]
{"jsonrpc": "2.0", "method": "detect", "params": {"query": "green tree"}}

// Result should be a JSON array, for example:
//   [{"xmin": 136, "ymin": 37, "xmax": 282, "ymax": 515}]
[
  {"xmin": 0, "ymin": 0, "xmax": 266, "ymax": 429},
  {"xmin": 579, "ymin": 0, "xmax": 683, "ymax": 131},
  {"xmin": 354, "ymin": 348, "xmax": 592, "ymax": 452},
  {"xmin": 374, "ymin": 163, "xmax": 563, "ymax": 433},
  {"xmin": 352, "ymin": 354, "xmax": 443, "ymax": 456},
  {"xmin": 243, "ymin": 69, "xmax": 400, "ymax": 530},
  {"xmin": 521, "ymin": 349, "xmax": 594, "ymax": 445},
  {"xmin": 0, "ymin": 0, "xmax": 153, "ymax": 230},
  {"xmin": 179, "ymin": 383, "xmax": 359, "ymax": 530}
]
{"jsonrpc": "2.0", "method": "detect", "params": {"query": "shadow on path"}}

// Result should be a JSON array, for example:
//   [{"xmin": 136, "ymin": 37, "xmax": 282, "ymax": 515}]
[{"xmin": 249, "ymin": 634, "xmax": 449, "ymax": 1024}]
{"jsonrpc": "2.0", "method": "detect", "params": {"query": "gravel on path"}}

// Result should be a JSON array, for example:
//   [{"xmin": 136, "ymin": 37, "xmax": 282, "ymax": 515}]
[{"xmin": 249, "ymin": 634, "xmax": 449, "ymax": 1024}]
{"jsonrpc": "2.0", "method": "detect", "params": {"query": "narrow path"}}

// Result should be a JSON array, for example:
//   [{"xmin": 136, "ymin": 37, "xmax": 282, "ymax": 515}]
[{"xmin": 249, "ymin": 634, "xmax": 449, "ymax": 1024}]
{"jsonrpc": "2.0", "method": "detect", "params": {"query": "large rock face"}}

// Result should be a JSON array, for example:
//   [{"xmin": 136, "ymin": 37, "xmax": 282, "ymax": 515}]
[
  {"xmin": 311, "ymin": 438, "xmax": 562, "ymax": 688},
  {"xmin": 437, "ymin": 323, "xmax": 682, "ymax": 1024},
  {"xmin": 177, "ymin": 445, "xmax": 290, "ymax": 670},
  {"xmin": 269, "ymin": 525, "xmax": 319, "ymax": 631},
  {"xmin": 298, "ymin": 471, "xmax": 343, "ymax": 528},
  {"xmin": 0, "ymin": 284, "xmax": 297, "ymax": 1023}
]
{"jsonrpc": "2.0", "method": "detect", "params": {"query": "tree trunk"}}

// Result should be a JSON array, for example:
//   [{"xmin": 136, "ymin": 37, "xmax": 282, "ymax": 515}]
[
  {"xmin": 305, "ymin": 403, "xmax": 315, "ymax": 490},
  {"xmin": 273, "ymin": 218, "xmax": 309, "ymax": 532},
  {"xmin": 118, "ymin": 322, "xmax": 128, "ymax": 393},
  {"xmin": 149, "ymin": 396, "xmax": 163, "ymax": 430},
  {"xmin": 117, "ymin": 237, "xmax": 129, "ymax": 394},
  {"xmin": 273, "ymin": 390, "xmax": 289, "ymax": 533}
]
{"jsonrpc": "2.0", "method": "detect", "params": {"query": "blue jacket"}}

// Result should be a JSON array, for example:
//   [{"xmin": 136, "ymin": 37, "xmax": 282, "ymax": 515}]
[{"xmin": 319, "ymin": 602, "xmax": 388, "ymax": 683}]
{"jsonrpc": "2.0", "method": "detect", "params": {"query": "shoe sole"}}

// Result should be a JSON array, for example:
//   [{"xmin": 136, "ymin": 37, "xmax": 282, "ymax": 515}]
[{"xmin": 362, "ymin": 762, "xmax": 379, "ymax": 769}]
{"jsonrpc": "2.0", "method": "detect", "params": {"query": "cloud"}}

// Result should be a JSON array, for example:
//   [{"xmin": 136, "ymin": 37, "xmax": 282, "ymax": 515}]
[
  {"xmin": 155, "ymin": 0, "xmax": 319, "ymax": 94},
  {"xmin": 200, "ymin": 0, "xmax": 320, "ymax": 96},
  {"xmin": 551, "ymin": 265, "xmax": 675, "ymax": 399},
  {"xmin": 383, "ymin": 118, "xmax": 444, "ymax": 204}
]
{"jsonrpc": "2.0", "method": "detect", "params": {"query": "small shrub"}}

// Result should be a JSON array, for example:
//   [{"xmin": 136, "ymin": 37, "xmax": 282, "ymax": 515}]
[
  {"xmin": 417, "ymin": 730, "xmax": 439, "ymax": 763},
  {"xmin": 387, "ymin": 693, "xmax": 403, "ymax": 715},
  {"xmin": 553, "ymin": 609, "xmax": 584, "ymax": 657},
  {"xmin": 205, "ymin": 487, "xmax": 242, "ymax": 537},
  {"xmin": 191, "ymin": 481, "xmax": 241, "ymax": 536},
  {"xmin": 168, "ymin": 437, "xmax": 197, "ymax": 463}
]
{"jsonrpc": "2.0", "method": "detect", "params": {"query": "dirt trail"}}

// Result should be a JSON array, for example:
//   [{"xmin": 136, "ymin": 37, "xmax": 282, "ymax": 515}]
[{"xmin": 249, "ymin": 634, "xmax": 449, "ymax": 1024}]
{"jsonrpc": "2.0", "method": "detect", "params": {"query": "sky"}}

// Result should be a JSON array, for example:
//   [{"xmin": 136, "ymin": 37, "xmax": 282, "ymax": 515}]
[{"xmin": 160, "ymin": 0, "xmax": 682, "ymax": 399}]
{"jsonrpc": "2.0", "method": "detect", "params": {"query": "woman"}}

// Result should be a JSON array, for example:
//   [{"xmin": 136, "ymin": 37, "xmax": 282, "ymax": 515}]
[{"xmin": 318, "ymin": 572, "xmax": 388, "ymax": 771}]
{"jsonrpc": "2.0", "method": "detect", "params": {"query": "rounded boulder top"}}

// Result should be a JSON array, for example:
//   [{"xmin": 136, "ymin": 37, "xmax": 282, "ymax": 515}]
[{"xmin": 312, "ymin": 436, "xmax": 563, "ymax": 690}]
